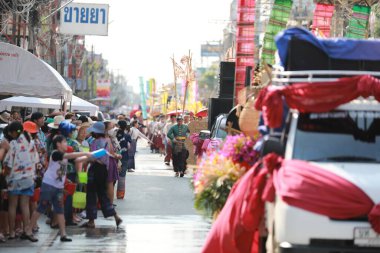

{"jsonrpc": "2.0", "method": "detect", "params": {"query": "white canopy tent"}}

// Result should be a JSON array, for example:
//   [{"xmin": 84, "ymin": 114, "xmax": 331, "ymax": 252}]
[
  {"xmin": 0, "ymin": 95, "xmax": 99, "ymax": 116},
  {"xmin": 0, "ymin": 42, "xmax": 72, "ymax": 101}
]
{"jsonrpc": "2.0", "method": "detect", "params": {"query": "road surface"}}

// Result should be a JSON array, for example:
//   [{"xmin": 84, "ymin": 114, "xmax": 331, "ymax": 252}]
[{"xmin": 0, "ymin": 143, "xmax": 211, "ymax": 253}]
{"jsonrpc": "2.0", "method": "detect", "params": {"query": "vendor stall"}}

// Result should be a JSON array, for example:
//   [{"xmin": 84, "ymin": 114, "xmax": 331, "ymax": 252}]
[
  {"xmin": 0, "ymin": 42, "xmax": 72, "ymax": 101},
  {"xmin": 0, "ymin": 95, "xmax": 99, "ymax": 116}
]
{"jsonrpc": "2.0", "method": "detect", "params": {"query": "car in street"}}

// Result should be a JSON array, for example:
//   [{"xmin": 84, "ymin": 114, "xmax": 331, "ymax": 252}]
[{"xmin": 202, "ymin": 114, "xmax": 228, "ymax": 152}]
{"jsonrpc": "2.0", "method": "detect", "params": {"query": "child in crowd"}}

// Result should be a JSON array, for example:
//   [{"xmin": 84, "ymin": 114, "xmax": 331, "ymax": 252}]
[{"xmin": 26, "ymin": 135, "xmax": 92, "ymax": 242}]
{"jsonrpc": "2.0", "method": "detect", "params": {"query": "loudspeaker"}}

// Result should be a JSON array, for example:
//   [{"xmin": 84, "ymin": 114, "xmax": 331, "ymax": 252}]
[
  {"xmin": 208, "ymin": 97, "xmax": 234, "ymax": 130},
  {"xmin": 219, "ymin": 62, "xmax": 235, "ymax": 98}
]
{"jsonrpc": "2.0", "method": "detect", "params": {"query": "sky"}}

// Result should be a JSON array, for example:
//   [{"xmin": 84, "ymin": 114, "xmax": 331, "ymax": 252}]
[{"xmin": 75, "ymin": 0, "xmax": 233, "ymax": 90}]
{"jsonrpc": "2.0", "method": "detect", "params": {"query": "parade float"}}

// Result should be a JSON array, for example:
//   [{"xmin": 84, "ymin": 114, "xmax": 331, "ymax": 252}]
[{"xmin": 198, "ymin": 27, "xmax": 380, "ymax": 253}]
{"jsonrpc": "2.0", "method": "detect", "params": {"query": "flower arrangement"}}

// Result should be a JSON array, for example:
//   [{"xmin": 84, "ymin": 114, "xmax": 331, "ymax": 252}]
[{"xmin": 193, "ymin": 134, "xmax": 260, "ymax": 218}]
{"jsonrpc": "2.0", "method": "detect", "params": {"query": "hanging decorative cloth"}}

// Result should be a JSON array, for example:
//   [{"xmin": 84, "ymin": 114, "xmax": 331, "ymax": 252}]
[
  {"xmin": 254, "ymin": 75, "xmax": 380, "ymax": 129},
  {"xmin": 262, "ymin": 0, "xmax": 293, "ymax": 65},
  {"xmin": 346, "ymin": 5, "xmax": 371, "ymax": 39},
  {"xmin": 312, "ymin": 3, "xmax": 335, "ymax": 38}
]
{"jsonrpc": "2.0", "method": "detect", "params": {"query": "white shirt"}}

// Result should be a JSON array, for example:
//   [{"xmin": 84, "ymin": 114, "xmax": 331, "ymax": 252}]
[
  {"xmin": 43, "ymin": 152, "xmax": 68, "ymax": 189},
  {"xmin": 130, "ymin": 127, "xmax": 150, "ymax": 142}
]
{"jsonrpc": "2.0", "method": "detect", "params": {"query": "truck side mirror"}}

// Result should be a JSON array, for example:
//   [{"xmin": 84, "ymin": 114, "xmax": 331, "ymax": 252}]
[{"xmin": 261, "ymin": 136, "xmax": 284, "ymax": 157}]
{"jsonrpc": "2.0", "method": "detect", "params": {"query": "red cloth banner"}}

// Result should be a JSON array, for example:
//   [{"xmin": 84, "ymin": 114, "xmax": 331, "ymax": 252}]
[
  {"xmin": 312, "ymin": 3, "xmax": 335, "ymax": 38},
  {"xmin": 255, "ymin": 75, "xmax": 380, "ymax": 128},
  {"xmin": 202, "ymin": 153, "xmax": 380, "ymax": 253},
  {"xmin": 235, "ymin": 0, "xmax": 255, "ymax": 103}
]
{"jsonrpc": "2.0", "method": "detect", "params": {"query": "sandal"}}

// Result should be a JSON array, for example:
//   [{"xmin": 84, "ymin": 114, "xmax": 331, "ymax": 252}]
[
  {"xmin": 60, "ymin": 236, "xmax": 72, "ymax": 242},
  {"xmin": 115, "ymin": 217, "xmax": 123, "ymax": 228},
  {"xmin": 20, "ymin": 233, "xmax": 38, "ymax": 242},
  {"xmin": 80, "ymin": 222, "xmax": 95, "ymax": 229},
  {"xmin": 0, "ymin": 234, "xmax": 6, "ymax": 243},
  {"xmin": 50, "ymin": 224, "xmax": 59, "ymax": 229}
]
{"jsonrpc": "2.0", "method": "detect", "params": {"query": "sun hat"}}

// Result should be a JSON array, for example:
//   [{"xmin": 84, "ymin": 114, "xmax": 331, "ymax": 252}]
[
  {"xmin": 48, "ymin": 115, "xmax": 65, "ymax": 129},
  {"xmin": 0, "ymin": 111, "xmax": 11, "ymax": 123},
  {"xmin": 59, "ymin": 120, "xmax": 77, "ymax": 137},
  {"xmin": 45, "ymin": 117, "xmax": 54, "ymax": 124},
  {"xmin": 23, "ymin": 121, "xmax": 38, "ymax": 134},
  {"xmin": 86, "ymin": 121, "xmax": 105, "ymax": 134}
]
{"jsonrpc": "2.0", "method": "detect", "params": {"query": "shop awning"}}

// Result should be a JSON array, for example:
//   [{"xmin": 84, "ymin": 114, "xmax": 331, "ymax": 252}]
[
  {"xmin": 0, "ymin": 95, "xmax": 99, "ymax": 116},
  {"xmin": 0, "ymin": 42, "xmax": 72, "ymax": 101}
]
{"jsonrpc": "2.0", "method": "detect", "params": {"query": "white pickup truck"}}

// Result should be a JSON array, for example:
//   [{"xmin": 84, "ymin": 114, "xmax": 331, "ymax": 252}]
[
  {"xmin": 263, "ymin": 98, "xmax": 380, "ymax": 253},
  {"xmin": 260, "ymin": 27, "xmax": 380, "ymax": 253}
]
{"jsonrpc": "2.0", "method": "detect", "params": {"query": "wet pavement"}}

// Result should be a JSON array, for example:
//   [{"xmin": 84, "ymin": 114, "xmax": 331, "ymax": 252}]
[{"xmin": 0, "ymin": 142, "xmax": 211, "ymax": 253}]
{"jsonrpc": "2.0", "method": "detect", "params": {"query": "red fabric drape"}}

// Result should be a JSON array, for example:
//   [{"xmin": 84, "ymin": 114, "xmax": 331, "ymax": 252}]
[
  {"xmin": 202, "ymin": 162, "xmax": 264, "ymax": 253},
  {"xmin": 255, "ymin": 75, "xmax": 380, "ymax": 128},
  {"xmin": 202, "ymin": 153, "xmax": 380, "ymax": 253}
]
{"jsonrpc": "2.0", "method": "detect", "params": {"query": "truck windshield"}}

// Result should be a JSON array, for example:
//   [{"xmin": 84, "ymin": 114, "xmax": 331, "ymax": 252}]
[{"xmin": 293, "ymin": 111, "xmax": 380, "ymax": 162}]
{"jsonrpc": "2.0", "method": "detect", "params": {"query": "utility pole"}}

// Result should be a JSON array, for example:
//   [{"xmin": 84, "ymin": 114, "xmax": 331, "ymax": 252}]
[
  {"xmin": 50, "ymin": 2, "xmax": 58, "ymax": 69},
  {"xmin": 12, "ymin": 13, "xmax": 17, "ymax": 44},
  {"xmin": 71, "ymin": 35, "xmax": 77, "ymax": 94},
  {"xmin": 90, "ymin": 44, "xmax": 95, "ymax": 98}
]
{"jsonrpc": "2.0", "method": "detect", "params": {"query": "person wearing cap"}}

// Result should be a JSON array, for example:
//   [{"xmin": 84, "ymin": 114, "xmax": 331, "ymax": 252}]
[
  {"xmin": 83, "ymin": 121, "xmax": 123, "ymax": 228},
  {"xmin": 46, "ymin": 115, "xmax": 65, "ymax": 155},
  {"xmin": 116, "ymin": 120, "xmax": 132, "ymax": 199},
  {"xmin": 167, "ymin": 115, "xmax": 190, "ymax": 177},
  {"xmin": 23, "ymin": 121, "xmax": 44, "ymax": 232},
  {"xmin": 59, "ymin": 120, "xmax": 81, "ymax": 226}
]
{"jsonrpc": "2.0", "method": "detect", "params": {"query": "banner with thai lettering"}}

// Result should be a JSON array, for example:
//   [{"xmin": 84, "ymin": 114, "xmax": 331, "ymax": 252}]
[
  {"xmin": 346, "ymin": 5, "xmax": 371, "ymax": 39},
  {"xmin": 312, "ymin": 3, "xmax": 335, "ymax": 38},
  {"xmin": 60, "ymin": 3, "xmax": 109, "ymax": 36},
  {"xmin": 96, "ymin": 79, "xmax": 110, "ymax": 98},
  {"xmin": 262, "ymin": 0, "xmax": 293, "ymax": 65}
]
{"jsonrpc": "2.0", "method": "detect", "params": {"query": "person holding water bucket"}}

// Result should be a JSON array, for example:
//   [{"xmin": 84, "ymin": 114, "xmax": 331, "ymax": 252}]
[
  {"xmin": 82, "ymin": 121, "xmax": 122, "ymax": 229},
  {"xmin": 26, "ymin": 135, "xmax": 92, "ymax": 242},
  {"xmin": 59, "ymin": 120, "xmax": 81, "ymax": 226}
]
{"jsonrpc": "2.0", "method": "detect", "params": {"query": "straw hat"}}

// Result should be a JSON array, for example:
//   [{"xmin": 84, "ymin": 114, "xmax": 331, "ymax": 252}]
[
  {"xmin": 48, "ymin": 115, "xmax": 65, "ymax": 129},
  {"xmin": 0, "ymin": 111, "xmax": 11, "ymax": 123}
]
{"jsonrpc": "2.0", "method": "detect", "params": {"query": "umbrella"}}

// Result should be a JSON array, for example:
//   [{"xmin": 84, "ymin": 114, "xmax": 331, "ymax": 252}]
[
  {"xmin": 195, "ymin": 108, "xmax": 208, "ymax": 118},
  {"xmin": 129, "ymin": 109, "xmax": 141, "ymax": 118}
]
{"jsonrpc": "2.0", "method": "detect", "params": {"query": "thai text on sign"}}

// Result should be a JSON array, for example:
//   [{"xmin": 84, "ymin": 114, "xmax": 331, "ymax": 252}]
[{"xmin": 60, "ymin": 3, "xmax": 109, "ymax": 36}]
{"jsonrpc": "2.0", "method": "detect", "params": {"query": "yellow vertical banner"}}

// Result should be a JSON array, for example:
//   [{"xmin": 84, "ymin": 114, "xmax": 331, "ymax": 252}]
[{"xmin": 161, "ymin": 91, "xmax": 168, "ymax": 114}]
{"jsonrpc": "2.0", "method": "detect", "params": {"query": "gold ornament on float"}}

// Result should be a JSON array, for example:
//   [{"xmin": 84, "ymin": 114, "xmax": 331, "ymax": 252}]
[{"xmin": 239, "ymin": 96, "xmax": 260, "ymax": 138}]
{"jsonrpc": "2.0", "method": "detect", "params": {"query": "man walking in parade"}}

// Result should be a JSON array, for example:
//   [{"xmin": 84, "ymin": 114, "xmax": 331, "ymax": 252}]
[{"xmin": 167, "ymin": 115, "xmax": 190, "ymax": 178}]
